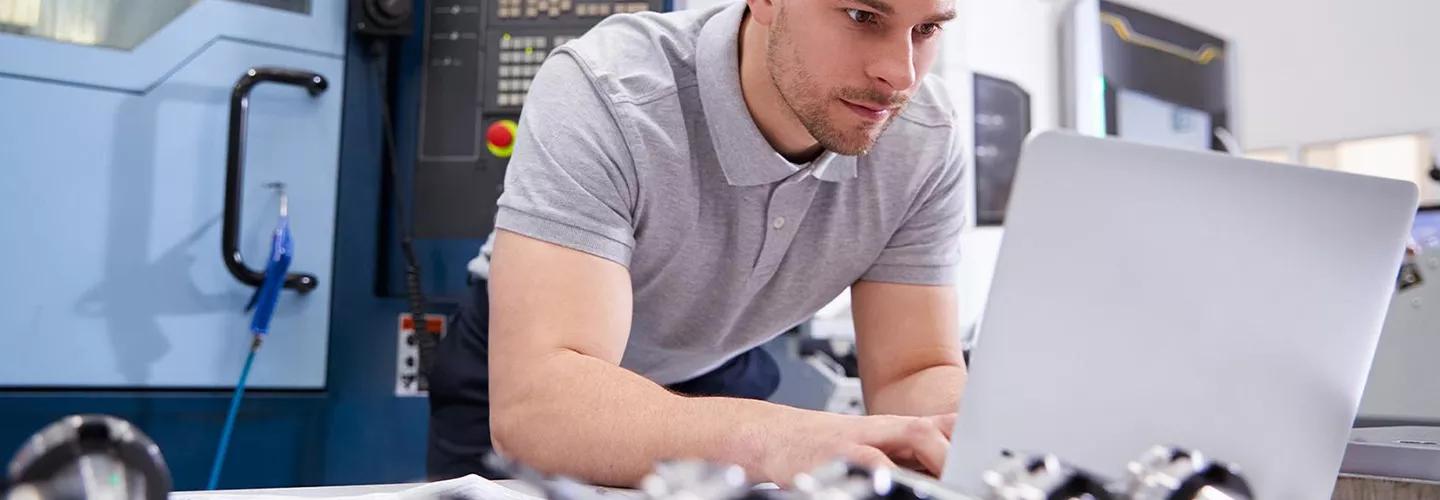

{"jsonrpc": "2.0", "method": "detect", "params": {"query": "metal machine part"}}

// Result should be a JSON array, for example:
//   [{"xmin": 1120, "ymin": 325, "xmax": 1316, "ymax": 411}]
[
  {"xmin": 792, "ymin": 462, "xmax": 906, "ymax": 500},
  {"xmin": 765, "ymin": 331, "xmax": 865, "ymax": 416},
  {"xmin": 806, "ymin": 356, "xmax": 865, "ymax": 415},
  {"xmin": 885, "ymin": 467, "xmax": 982, "ymax": 500},
  {"xmin": 5, "ymin": 415, "xmax": 171, "ymax": 500},
  {"xmin": 497, "ymin": 445, "xmax": 1251, "ymax": 500},
  {"xmin": 1342, "ymin": 426, "xmax": 1440, "ymax": 482},
  {"xmin": 980, "ymin": 453, "xmax": 1112, "ymax": 500},
  {"xmin": 641, "ymin": 461, "xmax": 751, "ymax": 500},
  {"xmin": 1123, "ymin": 446, "xmax": 1251, "ymax": 500}
]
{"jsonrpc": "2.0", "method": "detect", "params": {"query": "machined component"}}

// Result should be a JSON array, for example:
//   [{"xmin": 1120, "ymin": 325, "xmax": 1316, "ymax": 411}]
[
  {"xmin": 981, "ymin": 452, "xmax": 1113, "ymax": 500},
  {"xmin": 1124, "ymin": 446, "xmax": 1252, "ymax": 500}
]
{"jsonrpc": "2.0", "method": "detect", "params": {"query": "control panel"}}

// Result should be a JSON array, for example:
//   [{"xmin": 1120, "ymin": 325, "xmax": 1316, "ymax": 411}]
[
  {"xmin": 487, "ymin": 32, "xmax": 574, "ymax": 111},
  {"xmin": 413, "ymin": 0, "xmax": 664, "ymax": 244}
]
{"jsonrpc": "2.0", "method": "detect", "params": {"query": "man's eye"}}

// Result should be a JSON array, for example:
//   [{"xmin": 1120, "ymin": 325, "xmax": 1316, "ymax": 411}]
[
  {"xmin": 846, "ymin": 9, "xmax": 877, "ymax": 24},
  {"xmin": 915, "ymin": 23, "xmax": 942, "ymax": 37}
]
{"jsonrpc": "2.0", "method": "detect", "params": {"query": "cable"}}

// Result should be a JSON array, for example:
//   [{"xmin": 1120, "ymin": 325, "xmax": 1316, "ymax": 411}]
[
  {"xmin": 369, "ymin": 39, "xmax": 435, "ymax": 388},
  {"xmin": 1432, "ymin": 131, "xmax": 1440, "ymax": 182},
  {"xmin": 1213, "ymin": 126, "xmax": 1242, "ymax": 156},
  {"xmin": 207, "ymin": 335, "xmax": 262, "ymax": 490}
]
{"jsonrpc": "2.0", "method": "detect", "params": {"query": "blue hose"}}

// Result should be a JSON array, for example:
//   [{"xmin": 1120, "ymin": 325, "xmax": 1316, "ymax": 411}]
[
  {"xmin": 208, "ymin": 337, "xmax": 261, "ymax": 490},
  {"xmin": 209, "ymin": 188, "xmax": 291, "ymax": 490}
]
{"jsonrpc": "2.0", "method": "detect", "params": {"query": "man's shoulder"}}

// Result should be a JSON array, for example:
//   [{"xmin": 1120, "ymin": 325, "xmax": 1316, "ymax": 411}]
[
  {"xmin": 553, "ymin": 6, "xmax": 725, "ymax": 103},
  {"xmin": 895, "ymin": 73, "xmax": 960, "ymax": 130}
]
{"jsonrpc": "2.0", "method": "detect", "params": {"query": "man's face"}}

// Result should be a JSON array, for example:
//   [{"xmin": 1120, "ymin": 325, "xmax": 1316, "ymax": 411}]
[{"xmin": 765, "ymin": 0, "xmax": 955, "ymax": 155}]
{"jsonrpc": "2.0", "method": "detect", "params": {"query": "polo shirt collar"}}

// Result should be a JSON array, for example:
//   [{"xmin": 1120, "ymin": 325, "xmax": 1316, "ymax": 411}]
[{"xmin": 695, "ymin": 1, "xmax": 858, "ymax": 186}]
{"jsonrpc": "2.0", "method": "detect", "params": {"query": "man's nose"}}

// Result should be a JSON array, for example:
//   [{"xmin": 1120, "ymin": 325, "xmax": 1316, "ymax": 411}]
[{"xmin": 866, "ymin": 35, "xmax": 917, "ymax": 93}]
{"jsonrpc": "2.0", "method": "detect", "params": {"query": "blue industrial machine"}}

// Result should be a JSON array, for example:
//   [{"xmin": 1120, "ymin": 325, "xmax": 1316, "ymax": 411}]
[{"xmin": 1, "ymin": 0, "xmax": 661, "ymax": 490}]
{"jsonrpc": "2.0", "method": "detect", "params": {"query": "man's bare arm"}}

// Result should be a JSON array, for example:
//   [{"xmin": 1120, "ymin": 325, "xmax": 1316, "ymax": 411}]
[
  {"xmin": 850, "ymin": 280, "xmax": 967, "ymax": 417},
  {"xmin": 488, "ymin": 231, "xmax": 955, "ymax": 486}
]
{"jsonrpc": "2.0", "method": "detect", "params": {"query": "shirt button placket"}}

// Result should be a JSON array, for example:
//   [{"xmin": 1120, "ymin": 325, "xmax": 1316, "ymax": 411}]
[{"xmin": 749, "ymin": 174, "xmax": 815, "ymax": 290}]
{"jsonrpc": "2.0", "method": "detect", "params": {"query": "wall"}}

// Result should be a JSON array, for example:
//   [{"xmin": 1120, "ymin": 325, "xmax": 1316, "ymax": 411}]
[{"xmin": 943, "ymin": 0, "xmax": 1064, "ymax": 341}]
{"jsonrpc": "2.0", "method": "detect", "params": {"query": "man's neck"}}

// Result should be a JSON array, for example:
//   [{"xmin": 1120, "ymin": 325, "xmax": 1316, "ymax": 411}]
[{"xmin": 738, "ymin": 9, "xmax": 824, "ymax": 164}]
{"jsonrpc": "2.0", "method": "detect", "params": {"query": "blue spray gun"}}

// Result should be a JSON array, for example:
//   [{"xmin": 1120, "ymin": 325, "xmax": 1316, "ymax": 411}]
[
  {"xmin": 244, "ymin": 182, "xmax": 294, "ymax": 333},
  {"xmin": 208, "ymin": 183, "xmax": 293, "ymax": 490}
]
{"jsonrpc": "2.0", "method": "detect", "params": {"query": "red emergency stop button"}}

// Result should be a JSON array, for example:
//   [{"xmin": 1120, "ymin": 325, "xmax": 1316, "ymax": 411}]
[
  {"xmin": 486, "ymin": 119, "xmax": 518, "ymax": 158},
  {"xmin": 487, "ymin": 121, "xmax": 514, "ymax": 147}
]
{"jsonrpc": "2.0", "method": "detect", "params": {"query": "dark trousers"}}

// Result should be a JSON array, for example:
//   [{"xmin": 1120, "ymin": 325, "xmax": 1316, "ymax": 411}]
[{"xmin": 426, "ymin": 281, "xmax": 781, "ymax": 480}]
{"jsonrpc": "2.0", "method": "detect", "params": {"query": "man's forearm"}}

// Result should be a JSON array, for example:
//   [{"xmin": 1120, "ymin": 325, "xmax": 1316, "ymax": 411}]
[
  {"xmin": 864, "ymin": 364, "xmax": 965, "ymax": 417},
  {"xmin": 491, "ymin": 349, "xmax": 846, "ymax": 486}
]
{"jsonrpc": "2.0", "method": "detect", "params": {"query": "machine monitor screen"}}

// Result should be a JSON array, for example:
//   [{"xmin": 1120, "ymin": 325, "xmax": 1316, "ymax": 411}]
[
  {"xmin": 1115, "ymin": 87, "xmax": 1212, "ymax": 152},
  {"xmin": 1414, "ymin": 207, "xmax": 1440, "ymax": 250}
]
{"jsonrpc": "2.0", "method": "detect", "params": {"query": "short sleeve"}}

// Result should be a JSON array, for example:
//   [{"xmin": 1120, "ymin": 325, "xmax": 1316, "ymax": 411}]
[
  {"xmin": 494, "ymin": 53, "xmax": 638, "ymax": 267},
  {"xmin": 859, "ymin": 127, "xmax": 966, "ymax": 285}
]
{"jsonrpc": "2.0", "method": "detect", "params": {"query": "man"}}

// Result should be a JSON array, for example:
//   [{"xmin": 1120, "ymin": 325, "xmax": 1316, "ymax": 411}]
[{"xmin": 428, "ymin": 0, "xmax": 967, "ymax": 487}]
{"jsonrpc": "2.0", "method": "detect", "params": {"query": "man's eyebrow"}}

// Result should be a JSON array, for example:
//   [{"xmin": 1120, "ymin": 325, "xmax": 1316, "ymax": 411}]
[
  {"xmin": 845, "ymin": 0, "xmax": 957, "ymax": 24},
  {"xmin": 847, "ymin": 0, "xmax": 894, "ymax": 16},
  {"xmin": 927, "ymin": 8, "xmax": 957, "ymax": 23}
]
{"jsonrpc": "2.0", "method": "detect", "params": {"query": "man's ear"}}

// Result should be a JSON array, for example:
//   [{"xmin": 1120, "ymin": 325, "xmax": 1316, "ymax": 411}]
[{"xmin": 747, "ymin": 0, "xmax": 779, "ymax": 26}]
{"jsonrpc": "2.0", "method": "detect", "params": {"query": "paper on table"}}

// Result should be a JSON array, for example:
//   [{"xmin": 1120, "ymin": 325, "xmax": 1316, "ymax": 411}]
[
  {"xmin": 391, "ymin": 474, "xmax": 544, "ymax": 500},
  {"xmin": 171, "ymin": 474, "xmax": 545, "ymax": 500}
]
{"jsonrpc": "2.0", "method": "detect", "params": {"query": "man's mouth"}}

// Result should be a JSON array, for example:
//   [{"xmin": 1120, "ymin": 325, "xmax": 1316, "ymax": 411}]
[{"xmin": 840, "ymin": 98, "xmax": 895, "ymax": 122}]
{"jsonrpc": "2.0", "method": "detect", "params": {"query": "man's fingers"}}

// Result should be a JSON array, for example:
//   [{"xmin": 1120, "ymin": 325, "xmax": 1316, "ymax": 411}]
[
  {"xmin": 846, "ymin": 446, "xmax": 899, "ymax": 471},
  {"xmin": 904, "ymin": 418, "xmax": 951, "ymax": 476},
  {"xmin": 867, "ymin": 417, "xmax": 951, "ymax": 477},
  {"xmin": 930, "ymin": 413, "xmax": 957, "ymax": 440}
]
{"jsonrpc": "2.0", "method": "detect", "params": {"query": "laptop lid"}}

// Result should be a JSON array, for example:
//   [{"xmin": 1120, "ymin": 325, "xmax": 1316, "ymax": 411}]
[{"xmin": 942, "ymin": 132, "xmax": 1418, "ymax": 498}]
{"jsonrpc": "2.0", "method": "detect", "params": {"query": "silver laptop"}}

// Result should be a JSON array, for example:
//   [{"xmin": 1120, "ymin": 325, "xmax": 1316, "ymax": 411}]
[{"xmin": 942, "ymin": 131, "xmax": 1418, "ymax": 498}]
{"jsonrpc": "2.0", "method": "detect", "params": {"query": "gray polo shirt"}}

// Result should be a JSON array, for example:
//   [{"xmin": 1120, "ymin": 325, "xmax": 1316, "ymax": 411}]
[{"xmin": 494, "ymin": 1, "xmax": 965, "ymax": 384}]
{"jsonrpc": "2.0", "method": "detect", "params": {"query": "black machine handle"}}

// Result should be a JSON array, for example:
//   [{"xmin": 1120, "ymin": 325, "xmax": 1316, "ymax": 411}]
[{"xmin": 223, "ymin": 67, "xmax": 328, "ymax": 294}]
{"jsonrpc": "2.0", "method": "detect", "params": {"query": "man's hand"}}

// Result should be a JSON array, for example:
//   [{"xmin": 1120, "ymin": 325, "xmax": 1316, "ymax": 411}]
[{"xmin": 754, "ymin": 413, "xmax": 956, "ymax": 486}]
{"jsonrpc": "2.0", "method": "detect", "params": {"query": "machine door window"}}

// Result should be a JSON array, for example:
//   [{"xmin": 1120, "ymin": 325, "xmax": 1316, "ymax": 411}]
[{"xmin": 0, "ymin": 0, "xmax": 309, "ymax": 50}]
